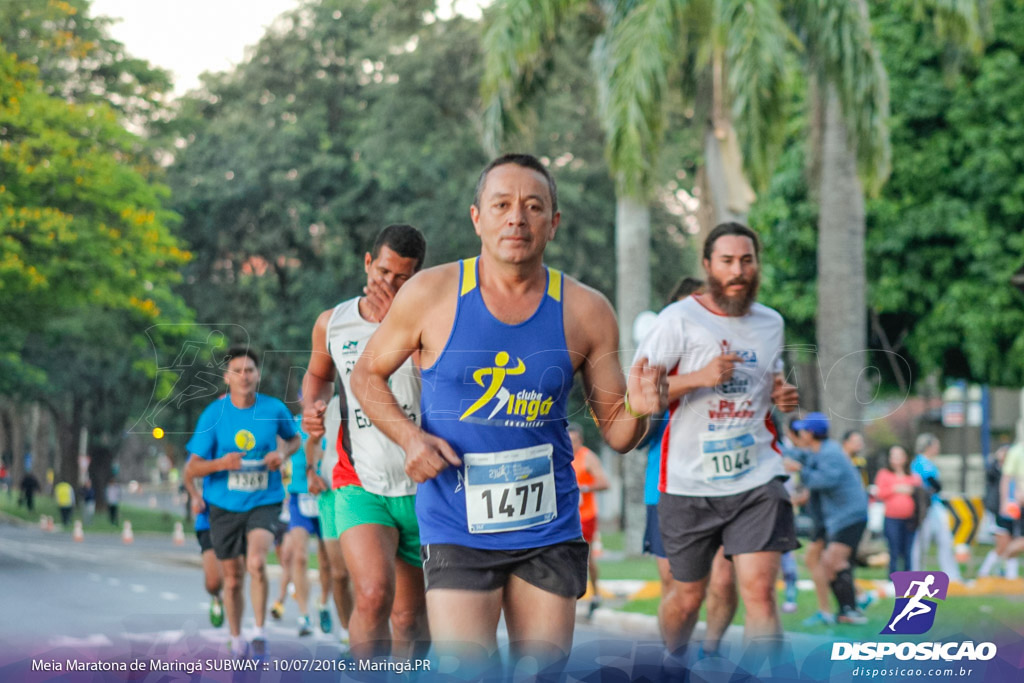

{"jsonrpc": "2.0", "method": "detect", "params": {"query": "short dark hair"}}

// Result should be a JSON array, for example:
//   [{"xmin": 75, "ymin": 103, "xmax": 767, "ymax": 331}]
[
  {"xmin": 568, "ymin": 422, "xmax": 584, "ymax": 437},
  {"xmin": 473, "ymin": 153, "xmax": 558, "ymax": 216},
  {"xmin": 842, "ymin": 430, "xmax": 863, "ymax": 443},
  {"xmin": 703, "ymin": 222, "xmax": 760, "ymax": 262},
  {"xmin": 224, "ymin": 345, "xmax": 259, "ymax": 367},
  {"xmin": 667, "ymin": 276, "xmax": 703, "ymax": 305},
  {"xmin": 370, "ymin": 224, "xmax": 427, "ymax": 270}
]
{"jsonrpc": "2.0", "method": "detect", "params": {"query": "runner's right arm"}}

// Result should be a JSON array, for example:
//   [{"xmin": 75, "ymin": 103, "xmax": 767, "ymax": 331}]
[
  {"xmin": 184, "ymin": 450, "xmax": 244, "ymax": 478},
  {"xmin": 301, "ymin": 308, "xmax": 337, "ymax": 444},
  {"xmin": 182, "ymin": 454, "xmax": 205, "ymax": 515},
  {"xmin": 634, "ymin": 309, "xmax": 740, "ymax": 401},
  {"xmin": 665, "ymin": 354, "xmax": 742, "ymax": 401},
  {"xmin": 584, "ymin": 449, "xmax": 611, "ymax": 493},
  {"xmin": 351, "ymin": 269, "xmax": 461, "ymax": 483},
  {"xmin": 301, "ymin": 308, "xmax": 338, "ymax": 495}
]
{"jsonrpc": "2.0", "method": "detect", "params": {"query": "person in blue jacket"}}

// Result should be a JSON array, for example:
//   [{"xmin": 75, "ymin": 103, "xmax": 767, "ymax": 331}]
[{"xmin": 784, "ymin": 412, "xmax": 869, "ymax": 625}]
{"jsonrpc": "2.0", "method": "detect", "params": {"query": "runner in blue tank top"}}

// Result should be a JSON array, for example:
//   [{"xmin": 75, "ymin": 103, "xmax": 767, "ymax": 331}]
[{"xmin": 351, "ymin": 154, "xmax": 668, "ymax": 675}]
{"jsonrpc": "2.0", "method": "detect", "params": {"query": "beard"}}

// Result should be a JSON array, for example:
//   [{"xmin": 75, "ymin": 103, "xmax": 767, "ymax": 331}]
[{"xmin": 707, "ymin": 270, "xmax": 760, "ymax": 316}]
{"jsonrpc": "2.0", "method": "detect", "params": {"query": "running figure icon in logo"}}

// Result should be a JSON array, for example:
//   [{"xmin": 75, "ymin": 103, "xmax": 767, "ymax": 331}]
[{"xmin": 883, "ymin": 571, "xmax": 949, "ymax": 635}]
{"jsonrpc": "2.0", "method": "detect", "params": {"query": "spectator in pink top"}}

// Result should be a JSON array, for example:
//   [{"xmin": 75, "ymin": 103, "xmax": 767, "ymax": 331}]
[{"xmin": 874, "ymin": 446, "xmax": 923, "ymax": 574}]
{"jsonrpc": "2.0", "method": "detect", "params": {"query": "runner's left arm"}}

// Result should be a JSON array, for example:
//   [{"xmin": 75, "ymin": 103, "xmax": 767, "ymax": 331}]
[
  {"xmin": 770, "ymin": 374, "xmax": 799, "ymax": 412},
  {"xmin": 265, "ymin": 413, "xmax": 302, "ymax": 471},
  {"xmin": 575, "ymin": 286, "xmax": 667, "ymax": 452}
]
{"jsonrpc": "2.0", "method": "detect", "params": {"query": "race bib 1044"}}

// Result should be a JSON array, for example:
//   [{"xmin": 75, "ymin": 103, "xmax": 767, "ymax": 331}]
[
  {"xmin": 700, "ymin": 429, "xmax": 757, "ymax": 482},
  {"xmin": 464, "ymin": 444, "xmax": 556, "ymax": 534}
]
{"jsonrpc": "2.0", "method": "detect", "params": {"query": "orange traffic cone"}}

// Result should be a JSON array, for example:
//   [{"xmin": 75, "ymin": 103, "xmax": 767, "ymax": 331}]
[
  {"xmin": 72, "ymin": 520, "xmax": 84, "ymax": 542},
  {"xmin": 172, "ymin": 521, "xmax": 185, "ymax": 546},
  {"xmin": 45, "ymin": 515, "xmax": 56, "ymax": 532},
  {"xmin": 122, "ymin": 520, "xmax": 134, "ymax": 544}
]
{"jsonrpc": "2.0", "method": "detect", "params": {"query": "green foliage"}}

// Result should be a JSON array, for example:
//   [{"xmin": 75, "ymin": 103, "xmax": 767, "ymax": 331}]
[
  {"xmin": 480, "ymin": 2, "xmax": 699, "ymax": 306},
  {"xmin": 867, "ymin": 0, "xmax": 1024, "ymax": 384},
  {"xmin": 596, "ymin": 0, "xmax": 678, "ymax": 198},
  {"xmin": 163, "ymin": 0, "xmax": 693, "ymax": 414},
  {"xmin": 0, "ymin": 0, "xmax": 191, "ymax": 480},
  {"xmin": 755, "ymin": 0, "xmax": 1024, "ymax": 387},
  {"xmin": 484, "ymin": 16, "xmax": 691, "ymax": 304},
  {"xmin": 479, "ymin": 0, "xmax": 589, "ymax": 154},
  {"xmin": 0, "ymin": 47, "xmax": 188, "ymax": 363},
  {"xmin": 750, "ymin": 140, "xmax": 819, "ymax": 347},
  {"xmin": 164, "ymin": 0, "xmax": 486, "ymax": 398}
]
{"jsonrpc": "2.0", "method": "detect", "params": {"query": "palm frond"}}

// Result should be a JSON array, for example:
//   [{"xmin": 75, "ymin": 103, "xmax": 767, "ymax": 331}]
[
  {"xmin": 911, "ymin": 0, "xmax": 985, "ymax": 53},
  {"xmin": 796, "ymin": 0, "xmax": 891, "ymax": 194},
  {"xmin": 717, "ymin": 0, "xmax": 795, "ymax": 189},
  {"xmin": 479, "ymin": 0, "xmax": 589, "ymax": 154},
  {"xmin": 598, "ymin": 0, "xmax": 688, "ymax": 197}
]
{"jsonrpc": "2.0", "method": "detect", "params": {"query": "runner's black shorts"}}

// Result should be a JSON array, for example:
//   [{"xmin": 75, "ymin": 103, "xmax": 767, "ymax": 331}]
[
  {"xmin": 995, "ymin": 513, "xmax": 1022, "ymax": 537},
  {"xmin": 421, "ymin": 538, "xmax": 589, "ymax": 598},
  {"xmin": 659, "ymin": 478, "xmax": 799, "ymax": 582},
  {"xmin": 196, "ymin": 529, "xmax": 213, "ymax": 553},
  {"xmin": 827, "ymin": 519, "xmax": 867, "ymax": 550},
  {"xmin": 208, "ymin": 503, "xmax": 281, "ymax": 561}
]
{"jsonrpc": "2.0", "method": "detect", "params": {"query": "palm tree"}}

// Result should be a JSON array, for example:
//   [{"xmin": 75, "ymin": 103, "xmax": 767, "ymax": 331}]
[
  {"xmin": 793, "ymin": 0, "xmax": 891, "ymax": 439},
  {"xmin": 480, "ymin": 0, "xmax": 791, "ymax": 546},
  {"xmin": 481, "ymin": 0, "xmax": 983, "ymax": 456},
  {"xmin": 797, "ymin": 0, "xmax": 982, "ymax": 437},
  {"xmin": 482, "ymin": 0, "xmax": 791, "ymax": 351}
]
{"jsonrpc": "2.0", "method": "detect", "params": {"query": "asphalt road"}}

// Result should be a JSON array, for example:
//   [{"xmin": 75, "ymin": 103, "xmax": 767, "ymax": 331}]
[
  {"xmin": 0, "ymin": 521, "xmax": 672, "ymax": 681},
  {"xmin": 8, "ymin": 520, "xmax": 1014, "ymax": 682}
]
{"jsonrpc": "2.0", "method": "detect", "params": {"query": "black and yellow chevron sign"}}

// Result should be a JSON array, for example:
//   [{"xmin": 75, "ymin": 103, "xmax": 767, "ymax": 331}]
[{"xmin": 941, "ymin": 496, "xmax": 985, "ymax": 545}]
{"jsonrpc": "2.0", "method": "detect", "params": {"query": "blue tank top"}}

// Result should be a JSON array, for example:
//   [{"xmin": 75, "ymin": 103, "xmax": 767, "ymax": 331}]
[{"xmin": 417, "ymin": 258, "xmax": 580, "ymax": 550}]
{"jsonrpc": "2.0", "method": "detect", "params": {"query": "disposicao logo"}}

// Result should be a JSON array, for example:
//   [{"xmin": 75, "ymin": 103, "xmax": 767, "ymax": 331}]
[
  {"xmin": 831, "ymin": 570, "xmax": 997, "ymax": 663},
  {"xmin": 883, "ymin": 571, "xmax": 948, "ymax": 635}
]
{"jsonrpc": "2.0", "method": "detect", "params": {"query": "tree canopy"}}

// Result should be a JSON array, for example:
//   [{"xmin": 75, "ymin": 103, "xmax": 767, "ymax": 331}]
[{"xmin": 755, "ymin": 0, "xmax": 1024, "ymax": 389}]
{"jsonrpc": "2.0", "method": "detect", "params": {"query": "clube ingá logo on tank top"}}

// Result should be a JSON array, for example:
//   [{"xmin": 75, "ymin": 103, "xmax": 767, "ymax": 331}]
[{"xmin": 459, "ymin": 351, "xmax": 555, "ymax": 427}]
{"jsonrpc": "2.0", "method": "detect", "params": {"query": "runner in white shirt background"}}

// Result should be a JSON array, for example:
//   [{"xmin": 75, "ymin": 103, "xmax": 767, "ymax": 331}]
[
  {"xmin": 635, "ymin": 222, "xmax": 800, "ymax": 661},
  {"xmin": 302, "ymin": 224, "xmax": 429, "ymax": 661}
]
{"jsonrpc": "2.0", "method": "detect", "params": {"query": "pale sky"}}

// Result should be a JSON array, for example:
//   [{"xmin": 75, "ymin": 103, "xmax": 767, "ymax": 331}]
[{"xmin": 91, "ymin": 0, "xmax": 487, "ymax": 96}]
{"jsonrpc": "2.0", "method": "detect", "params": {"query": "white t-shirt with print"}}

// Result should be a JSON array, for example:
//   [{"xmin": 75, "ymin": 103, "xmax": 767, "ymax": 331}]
[{"xmin": 635, "ymin": 295, "xmax": 786, "ymax": 497}]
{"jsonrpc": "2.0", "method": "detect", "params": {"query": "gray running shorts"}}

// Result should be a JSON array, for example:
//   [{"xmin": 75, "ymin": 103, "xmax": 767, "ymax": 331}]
[{"xmin": 658, "ymin": 478, "xmax": 799, "ymax": 582}]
